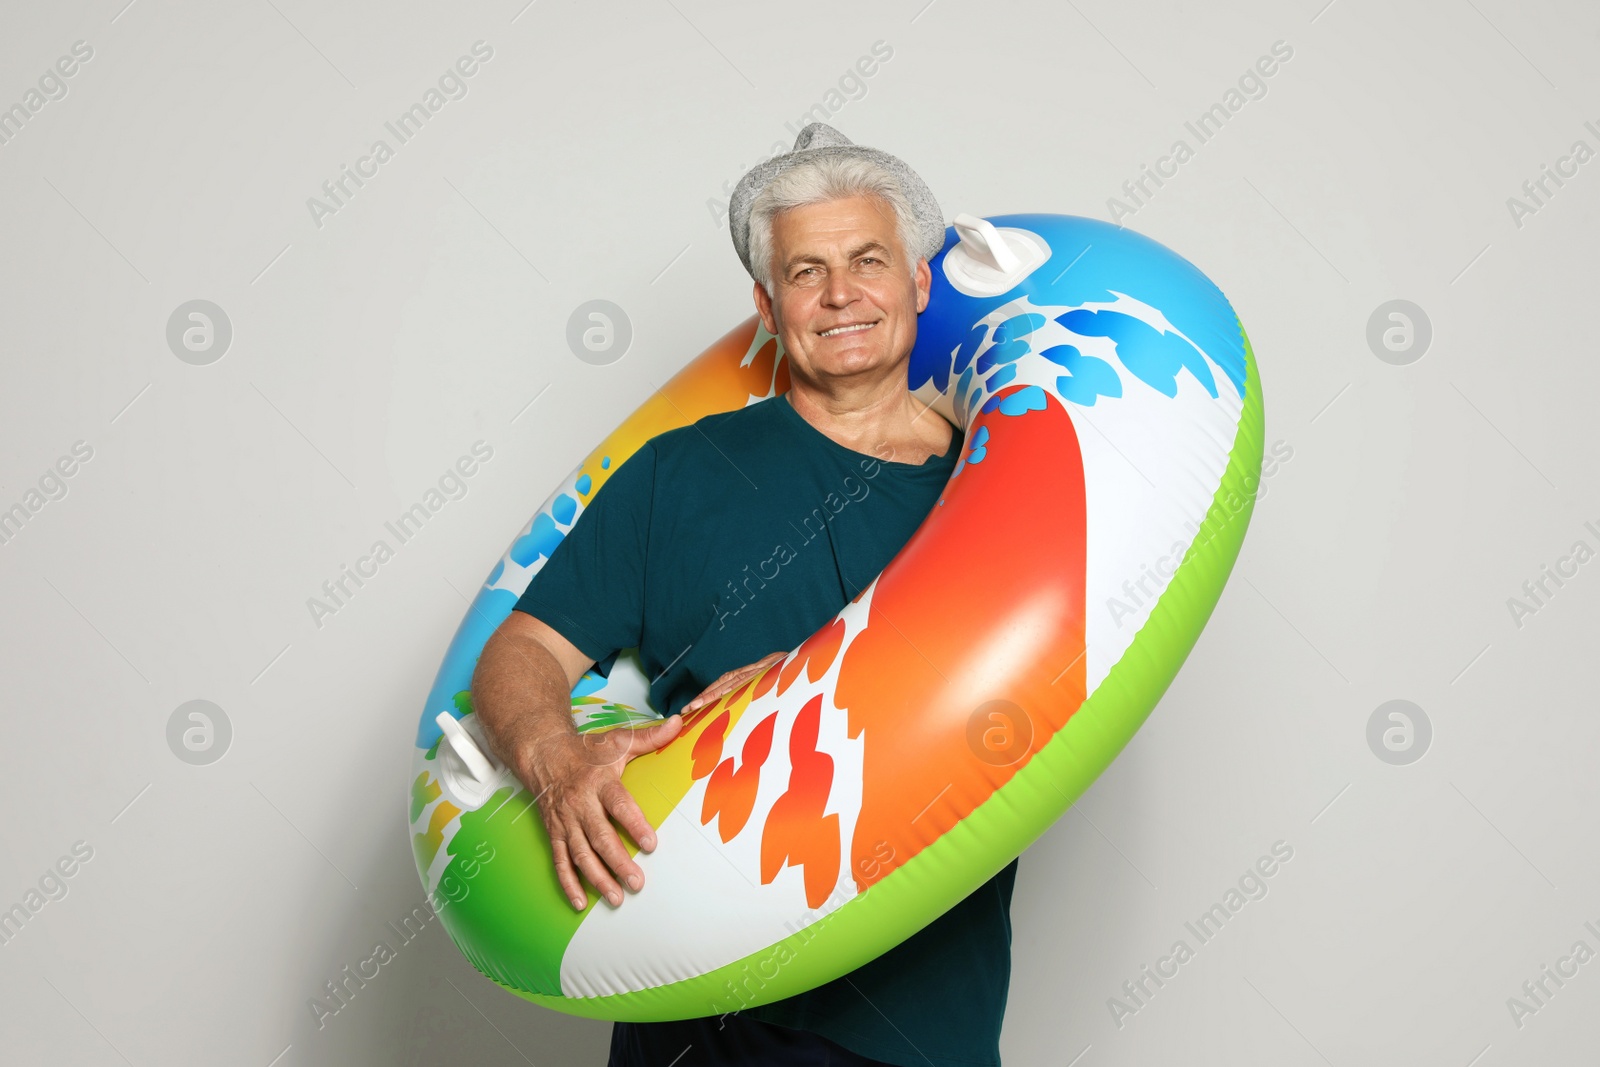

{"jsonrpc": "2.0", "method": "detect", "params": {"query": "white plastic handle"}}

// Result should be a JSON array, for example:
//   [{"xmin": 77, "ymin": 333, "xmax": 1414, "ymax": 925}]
[
  {"xmin": 941, "ymin": 213, "xmax": 1049, "ymax": 298},
  {"xmin": 952, "ymin": 213, "xmax": 1021, "ymax": 273},
  {"xmin": 436, "ymin": 712, "xmax": 496, "ymax": 784}
]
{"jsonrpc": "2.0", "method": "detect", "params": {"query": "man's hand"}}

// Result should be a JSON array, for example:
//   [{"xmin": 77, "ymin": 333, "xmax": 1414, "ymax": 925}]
[
  {"xmin": 681, "ymin": 651, "xmax": 788, "ymax": 716},
  {"xmin": 523, "ymin": 714, "xmax": 685, "ymax": 912},
  {"xmin": 531, "ymin": 650, "xmax": 785, "ymax": 910},
  {"xmin": 474, "ymin": 611, "xmax": 690, "ymax": 914},
  {"xmin": 474, "ymin": 614, "xmax": 788, "ymax": 913}
]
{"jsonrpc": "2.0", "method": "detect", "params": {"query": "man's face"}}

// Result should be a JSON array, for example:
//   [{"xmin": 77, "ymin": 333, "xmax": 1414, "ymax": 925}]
[{"xmin": 753, "ymin": 194, "xmax": 932, "ymax": 388}]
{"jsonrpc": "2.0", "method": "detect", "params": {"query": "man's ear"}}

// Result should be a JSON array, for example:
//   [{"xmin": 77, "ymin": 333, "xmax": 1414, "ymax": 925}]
[
  {"xmin": 753, "ymin": 279, "xmax": 778, "ymax": 335},
  {"xmin": 913, "ymin": 257, "xmax": 932, "ymax": 314}
]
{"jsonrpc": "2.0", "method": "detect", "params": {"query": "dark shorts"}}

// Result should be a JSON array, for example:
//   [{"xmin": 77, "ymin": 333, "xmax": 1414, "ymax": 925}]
[{"xmin": 607, "ymin": 1015, "xmax": 897, "ymax": 1067}]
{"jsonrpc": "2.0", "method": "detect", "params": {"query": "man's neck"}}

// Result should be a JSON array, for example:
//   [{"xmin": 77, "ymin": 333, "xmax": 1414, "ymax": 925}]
[{"xmin": 785, "ymin": 376, "xmax": 953, "ymax": 466}]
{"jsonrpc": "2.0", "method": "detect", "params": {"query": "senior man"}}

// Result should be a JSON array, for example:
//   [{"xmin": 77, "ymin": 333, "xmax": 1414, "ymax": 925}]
[{"xmin": 473, "ymin": 123, "xmax": 1017, "ymax": 1067}]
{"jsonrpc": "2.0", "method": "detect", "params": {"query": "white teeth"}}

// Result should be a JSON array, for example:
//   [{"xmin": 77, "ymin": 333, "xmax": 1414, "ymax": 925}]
[{"xmin": 821, "ymin": 322, "xmax": 875, "ymax": 337}]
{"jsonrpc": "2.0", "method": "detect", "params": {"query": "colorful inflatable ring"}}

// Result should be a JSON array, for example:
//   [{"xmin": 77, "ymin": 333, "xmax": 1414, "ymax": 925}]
[{"xmin": 409, "ymin": 212, "xmax": 1263, "ymax": 1021}]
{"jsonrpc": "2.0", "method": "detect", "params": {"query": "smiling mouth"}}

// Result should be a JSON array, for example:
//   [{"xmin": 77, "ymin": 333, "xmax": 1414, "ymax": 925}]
[{"xmin": 818, "ymin": 321, "xmax": 878, "ymax": 338}]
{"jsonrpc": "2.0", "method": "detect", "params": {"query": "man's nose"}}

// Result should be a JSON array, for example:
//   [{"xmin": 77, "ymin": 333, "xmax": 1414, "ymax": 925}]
[{"xmin": 821, "ymin": 267, "xmax": 863, "ymax": 306}]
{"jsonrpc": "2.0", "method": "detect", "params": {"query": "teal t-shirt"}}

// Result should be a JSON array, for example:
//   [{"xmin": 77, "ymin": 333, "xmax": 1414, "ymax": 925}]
[{"xmin": 514, "ymin": 391, "xmax": 1017, "ymax": 1067}]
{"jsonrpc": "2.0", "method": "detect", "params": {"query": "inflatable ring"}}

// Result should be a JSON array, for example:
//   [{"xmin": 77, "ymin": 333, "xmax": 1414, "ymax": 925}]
[{"xmin": 409, "ymin": 213, "xmax": 1263, "ymax": 1020}]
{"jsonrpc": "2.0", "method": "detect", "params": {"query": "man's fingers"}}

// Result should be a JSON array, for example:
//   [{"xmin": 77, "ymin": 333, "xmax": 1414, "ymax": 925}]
[
  {"xmin": 682, "ymin": 651, "xmax": 791, "ymax": 714},
  {"xmin": 684, "ymin": 680, "xmax": 732, "ymax": 713},
  {"xmin": 686, "ymin": 668, "xmax": 758, "ymax": 713},
  {"xmin": 621, "ymin": 716, "xmax": 684, "ymax": 760},
  {"xmin": 578, "ymin": 807, "xmax": 639, "ymax": 904},
  {"xmin": 543, "ymin": 650, "xmax": 796, "ymax": 908},
  {"xmin": 702, "ymin": 667, "xmax": 741, "ymax": 694},
  {"xmin": 548, "ymin": 836, "xmax": 590, "ymax": 911},
  {"xmin": 564, "ymin": 819, "xmax": 626, "ymax": 908},
  {"xmin": 687, "ymin": 659, "xmax": 769, "ymax": 711},
  {"xmin": 600, "ymin": 778, "xmax": 658, "ymax": 854}
]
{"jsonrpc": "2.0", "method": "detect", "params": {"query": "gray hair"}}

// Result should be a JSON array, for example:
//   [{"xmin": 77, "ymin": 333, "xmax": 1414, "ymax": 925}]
[{"xmin": 746, "ymin": 154, "xmax": 940, "ymax": 297}]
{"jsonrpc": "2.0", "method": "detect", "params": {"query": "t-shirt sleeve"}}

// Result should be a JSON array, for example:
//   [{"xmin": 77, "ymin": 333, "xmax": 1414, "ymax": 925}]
[{"xmin": 512, "ymin": 442, "xmax": 655, "ymax": 665}]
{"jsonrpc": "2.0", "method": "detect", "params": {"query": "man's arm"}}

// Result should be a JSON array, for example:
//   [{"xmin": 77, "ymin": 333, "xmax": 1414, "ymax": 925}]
[{"xmin": 472, "ymin": 609, "xmax": 683, "ymax": 911}]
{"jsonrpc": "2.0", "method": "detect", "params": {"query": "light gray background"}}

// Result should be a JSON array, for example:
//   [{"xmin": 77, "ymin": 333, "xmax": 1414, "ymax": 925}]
[{"xmin": 1, "ymin": 0, "xmax": 1596, "ymax": 1064}]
